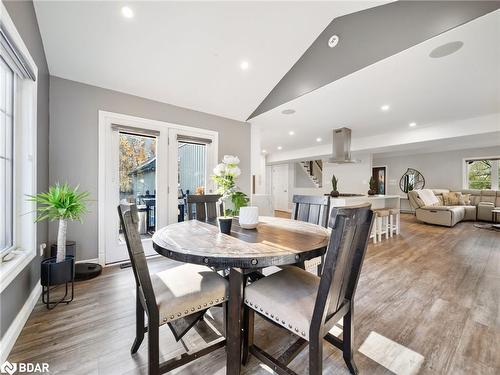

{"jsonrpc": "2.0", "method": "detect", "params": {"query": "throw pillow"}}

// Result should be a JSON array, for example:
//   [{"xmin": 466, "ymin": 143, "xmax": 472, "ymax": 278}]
[
  {"xmin": 416, "ymin": 189, "xmax": 440, "ymax": 206},
  {"xmin": 462, "ymin": 193, "xmax": 471, "ymax": 205},
  {"xmin": 443, "ymin": 192, "xmax": 464, "ymax": 206}
]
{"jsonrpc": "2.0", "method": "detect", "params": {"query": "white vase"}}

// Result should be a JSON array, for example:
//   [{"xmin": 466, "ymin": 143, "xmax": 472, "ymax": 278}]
[{"xmin": 239, "ymin": 206, "xmax": 259, "ymax": 229}]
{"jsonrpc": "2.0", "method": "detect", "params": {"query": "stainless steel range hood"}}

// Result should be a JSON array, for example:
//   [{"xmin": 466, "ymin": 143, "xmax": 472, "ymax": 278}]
[{"xmin": 329, "ymin": 127, "xmax": 357, "ymax": 164}]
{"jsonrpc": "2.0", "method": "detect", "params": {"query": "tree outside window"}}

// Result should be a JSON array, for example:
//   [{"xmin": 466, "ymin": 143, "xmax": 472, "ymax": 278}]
[{"xmin": 466, "ymin": 158, "xmax": 500, "ymax": 190}]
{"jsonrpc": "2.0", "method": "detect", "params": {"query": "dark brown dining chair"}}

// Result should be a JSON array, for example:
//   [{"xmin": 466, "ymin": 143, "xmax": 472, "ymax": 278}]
[
  {"xmin": 187, "ymin": 194, "xmax": 223, "ymax": 221},
  {"xmin": 242, "ymin": 204, "xmax": 374, "ymax": 375},
  {"xmin": 118, "ymin": 203, "xmax": 228, "ymax": 375},
  {"xmin": 292, "ymin": 194, "xmax": 331, "ymax": 275}
]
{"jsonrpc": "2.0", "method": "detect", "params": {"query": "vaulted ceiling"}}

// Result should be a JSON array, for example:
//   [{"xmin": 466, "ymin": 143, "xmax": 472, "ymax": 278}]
[{"xmin": 33, "ymin": 1, "xmax": 385, "ymax": 121}]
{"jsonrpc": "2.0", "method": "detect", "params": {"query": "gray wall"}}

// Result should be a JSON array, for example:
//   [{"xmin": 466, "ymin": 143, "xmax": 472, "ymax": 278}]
[
  {"xmin": 1, "ymin": 1, "xmax": 49, "ymax": 338},
  {"xmin": 373, "ymin": 146, "xmax": 500, "ymax": 195},
  {"xmin": 49, "ymin": 76, "xmax": 251, "ymax": 261}
]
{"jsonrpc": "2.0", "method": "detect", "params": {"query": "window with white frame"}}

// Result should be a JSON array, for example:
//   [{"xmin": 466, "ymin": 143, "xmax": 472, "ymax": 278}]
[
  {"xmin": 1, "ymin": 57, "xmax": 14, "ymax": 253},
  {"xmin": 0, "ymin": 3, "xmax": 38, "ymax": 291},
  {"xmin": 464, "ymin": 158, "xmax": 500, "ymax": 190}
]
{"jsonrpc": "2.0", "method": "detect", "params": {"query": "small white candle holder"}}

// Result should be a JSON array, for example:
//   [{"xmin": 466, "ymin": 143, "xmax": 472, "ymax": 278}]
[{"xmin": 239, "ymin": 206, "xmax": 259, "ymax": 229}]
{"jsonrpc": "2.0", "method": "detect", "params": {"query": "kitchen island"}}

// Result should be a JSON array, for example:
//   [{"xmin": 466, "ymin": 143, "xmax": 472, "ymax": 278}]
[{"xmin": 329, "ymin": 194, "xmax": 400, "ymax": 210}]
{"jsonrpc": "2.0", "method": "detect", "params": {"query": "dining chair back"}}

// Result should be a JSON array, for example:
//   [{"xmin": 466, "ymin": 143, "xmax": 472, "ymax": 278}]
[
  {"xmin": 187, "ymin": 194, "xmax": 223, "ymax": 220},
  {"xmin": 118, "ymin": 203, "xmax": 157, "ymax": 316},
  {"xmin": 118, "ymin": 203, "xmax": 228, "ymax": 375},
  {"xmin": 292, "ymin": 195, "xmax": 331, "ymax": 275},
  {"xmin": 292, "ymin": 195, "xmax": 331, "ymax": 228},
  {"xmin": 242, "ymin": 204, "xmax": 374, "ymax": 375}
]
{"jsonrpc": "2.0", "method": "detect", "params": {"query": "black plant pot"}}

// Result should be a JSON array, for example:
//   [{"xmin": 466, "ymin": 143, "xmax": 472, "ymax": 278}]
[
  {"xmin": 41, "ymin": 256, "xmax": 75, "ymax": 309},
  {"xmin": 218, "ymin": 217, "xmax": 233, "ymax": 235},
  {"xmin": 41, "ymin": 256, "xmax": 75, "ymax": 286}
]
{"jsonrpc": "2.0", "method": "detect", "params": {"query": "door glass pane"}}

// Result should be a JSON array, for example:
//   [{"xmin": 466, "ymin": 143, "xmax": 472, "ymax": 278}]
[
  {"xmin": 177, "ymin": 142, "xmax": 206, "ymax": 221},
  {"xmin": 119, "ymin": 132, "xmax": 157, "ymax": 238}
]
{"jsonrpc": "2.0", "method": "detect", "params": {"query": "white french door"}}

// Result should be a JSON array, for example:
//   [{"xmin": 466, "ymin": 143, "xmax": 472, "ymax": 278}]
[{"xmin": 98, "ymin": 111, "xmax": 218, "ymax": 265}]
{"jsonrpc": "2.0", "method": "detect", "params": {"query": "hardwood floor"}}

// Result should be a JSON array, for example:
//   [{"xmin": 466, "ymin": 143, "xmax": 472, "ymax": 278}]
[{"xmin": 8, "ymin": 215, "xmax": 500, "ymax": 374}]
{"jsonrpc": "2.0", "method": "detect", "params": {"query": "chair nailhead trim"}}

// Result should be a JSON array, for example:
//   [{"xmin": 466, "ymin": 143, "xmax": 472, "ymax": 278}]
[
  {"xmin": 177, "ymin": 313, "xmax": 181, "ymax": 317},
  {"xmin": 191, "ymin": 307, "xmax": 195, "ymax": 311},
  {"xmin": 185, "ymin": 310, "xmax": 189, "ymax": 314},
  {"xmin": 170, "ymin": 315, "xmax": 174, "ymax": 319},
  {"xmin": 198, "ymin": 305, "xmax": 201, "ymax": 309},
  {"xmin": 302, "ymin": 332, "xmax": 305, "ymax": 336},
  {"xmin": 221, "ymin": 297, "xmax": 224, "ymax": 301}
]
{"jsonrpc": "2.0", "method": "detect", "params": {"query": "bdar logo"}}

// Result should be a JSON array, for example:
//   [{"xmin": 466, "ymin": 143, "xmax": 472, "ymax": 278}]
[{"xmin": 0, "ymin": 361, "xmax": 17, "ymax": 375}]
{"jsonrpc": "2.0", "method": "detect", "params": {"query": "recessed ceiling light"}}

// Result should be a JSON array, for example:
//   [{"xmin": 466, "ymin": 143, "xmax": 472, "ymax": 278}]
[
  {"xmin": 281, "ymin": 109, "xmax": 296, "ymax": 115},
  {"xmin": 381, "ymin": 104, "xmax": 390, "ymax": 112},
  {"xmin": 316, "ymin": 137, "xmax": 322, "ymax": 142},
  {"xmin": 288, "ymin": 131, "xmax": 295, "ymax": 136},
  {"xmin": 409, "ymin": 122, "xmax": 417, "ymax": 127},
  {"xmin": 240, "ymin": 61, "xmax": 249, "ymax": 70},
  {"xmin": 277, "ymin": 146, "xmax": 283, "ymax": 150},
  {"xmin": 429, "ymin": 41, "xmax": 464, "ymax": 58},
  {"xmin": 121, "ymin": 6, "xmax": 134, "ymax": 18}
]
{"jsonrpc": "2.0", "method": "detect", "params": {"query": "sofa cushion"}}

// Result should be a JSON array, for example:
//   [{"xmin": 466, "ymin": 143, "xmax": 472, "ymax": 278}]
[
  {"xmin": 480, "ymin": 190, "xmax": 497, "ymax": 204},
  {"xmin": 416, "ymin": 206, "xmax": 465, "ymax": 227},
  {"xmin": 415, "ymin": 189, "xmax": 440, "ymax": 206},
  {"xmin": 477, "ymin": 202, "xmax": 495, "ymax": 222},
  {"xmin": 463, "ymin": 205, "xmax": 477, "ymax": 221}
]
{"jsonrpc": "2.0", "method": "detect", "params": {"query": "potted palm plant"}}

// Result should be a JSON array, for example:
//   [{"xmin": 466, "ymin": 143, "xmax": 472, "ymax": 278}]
[
  {"xmin": 28, "ymin": 183, "xmax": 90, "ymax": 307},
  {"xmin": 211, "ymin": 155, "xmax": 248, "ymax": 234}
]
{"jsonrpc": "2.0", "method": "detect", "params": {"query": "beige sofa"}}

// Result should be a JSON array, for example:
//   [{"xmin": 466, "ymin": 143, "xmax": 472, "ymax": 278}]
[{"xmin": 408, "ymin": 189, "xmax": 500, "ymax": 227}]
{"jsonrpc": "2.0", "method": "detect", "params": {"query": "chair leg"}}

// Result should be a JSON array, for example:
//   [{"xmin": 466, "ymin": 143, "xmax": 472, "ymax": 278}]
[
  {"xmin": 131, "ymin": 291, "xmax": 145, "ymax": 354},
  {"xmin": 148, "ymin": 317, "xmax": 160, "ymax": 375},
  {"xmin": 396, "ymin": 213, "xmax": 400, "ymax": 235},
  {"xmin": 242, "ymin": 306, "xmax": 254, "ymax": 365},
  {"xmin": 309, "ymin": 331, "xmax": 323, "ymax": 375},
  {"xmin": 343, "ymin": 301, "xmax": 358, "ymax": 375},
  {"xmin": 389, "ymin": 214, "xmax": 393, "ymax": 238}
]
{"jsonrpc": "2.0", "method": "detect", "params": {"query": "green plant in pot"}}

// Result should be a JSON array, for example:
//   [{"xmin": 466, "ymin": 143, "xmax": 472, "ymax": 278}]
[
  {"xmin": 368, "ymin": 176, "xmax": 377, "ymax": 196},
  {"xmin": 28, "ymin": 183, "xmax": 89, "ymax": 307},
  {"xmin": 211, "ymin": 155, "xmax": 248, "ymax": 234},
  {"xmin": 330, "ymin": 174, "xmax": 339, "ymax": 197}
]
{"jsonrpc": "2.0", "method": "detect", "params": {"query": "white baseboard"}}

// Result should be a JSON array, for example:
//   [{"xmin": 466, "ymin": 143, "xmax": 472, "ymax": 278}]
[{"xmin": 0, "ymin": 282, "xmax": 41, "ymax": 363}]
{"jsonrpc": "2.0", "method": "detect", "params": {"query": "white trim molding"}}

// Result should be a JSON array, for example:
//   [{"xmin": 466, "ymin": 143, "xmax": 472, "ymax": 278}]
[
  {"xmin": 0, "ymin": 283, "xmax": 41, "ymax": 363},
  {"xmin": 0, "ymin": 0, "xmax": 38, "ymax": 290},
  {"xmin": 98, "ymin": 111, "xmax": 219, "ymax": 266}
]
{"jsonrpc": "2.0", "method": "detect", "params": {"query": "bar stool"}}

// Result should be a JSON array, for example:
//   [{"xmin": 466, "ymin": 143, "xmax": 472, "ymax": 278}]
[
  {"xmin": 389, "ymin": 208, "xmax": 400, "ymax": 236},
  {"xmin": 373, "ymin": 209, "xmax": 390, "ymax": 243}
]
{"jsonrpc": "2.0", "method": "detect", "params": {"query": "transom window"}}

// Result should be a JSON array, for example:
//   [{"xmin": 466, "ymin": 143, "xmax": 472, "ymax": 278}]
[{"xmin": 465, "ymin": 158, "xmax": 500, "ymax": 190}]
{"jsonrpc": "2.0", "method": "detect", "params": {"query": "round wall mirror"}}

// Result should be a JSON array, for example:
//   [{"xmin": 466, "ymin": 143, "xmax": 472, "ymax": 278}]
[{"xmin": 399, "ymin": 168, "xmax": 425, "ymax": 193}]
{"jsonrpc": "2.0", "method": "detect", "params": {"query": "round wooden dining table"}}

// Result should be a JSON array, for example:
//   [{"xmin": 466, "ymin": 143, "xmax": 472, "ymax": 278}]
[{"xmin": 152, "ymin": 216, "xmax": 330, "ymax": 375}]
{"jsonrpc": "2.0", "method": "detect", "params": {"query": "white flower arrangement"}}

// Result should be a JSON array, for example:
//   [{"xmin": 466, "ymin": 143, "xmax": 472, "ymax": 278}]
[{"xmin": 211, "ymin": 155, "xmax": 248, "ymax": 217}]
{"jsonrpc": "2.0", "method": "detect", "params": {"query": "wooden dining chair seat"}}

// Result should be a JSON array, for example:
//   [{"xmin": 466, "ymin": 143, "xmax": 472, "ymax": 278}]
[
  {"xmin": 245, "ymin": 266, "xmax": 318, "ymax": 340},
  {"xmin": 152, "ymin": 263, "xmax": 229, "ymax": 326},
  {"xmin": 118, "ymin": 203, "xmax": 228, "ymax": 375},
  {"xmin": 242, "ymin": 205, "xmax": 374, "ymax": 375}
]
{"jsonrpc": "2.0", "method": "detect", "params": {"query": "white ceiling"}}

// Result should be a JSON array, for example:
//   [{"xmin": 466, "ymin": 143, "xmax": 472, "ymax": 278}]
[
  {"xmin": 251, "ymin": 10, "xmax": 500, "ymax": 153},
  {"xmin": 33, "ymin": 0, "xmax": 386, "ymax": 121}
]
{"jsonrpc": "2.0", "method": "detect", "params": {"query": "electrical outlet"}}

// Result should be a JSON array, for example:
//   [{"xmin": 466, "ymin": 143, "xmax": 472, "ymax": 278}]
[{"xmin": 39, "ymin": 243, "xmax": 47, "ymax": 256}]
